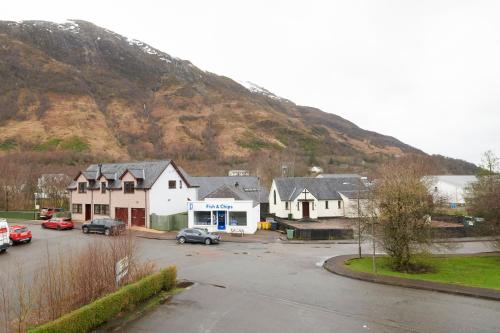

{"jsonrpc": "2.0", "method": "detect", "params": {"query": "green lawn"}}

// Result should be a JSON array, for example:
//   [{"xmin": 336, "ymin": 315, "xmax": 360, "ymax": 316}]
[
  {"xmin": 0, "ymin": 210, "xmax": 38, "ymax": 221},
  {"xmin": 347, "ymin": 255, "xmax": 500, "ymax": 290}
]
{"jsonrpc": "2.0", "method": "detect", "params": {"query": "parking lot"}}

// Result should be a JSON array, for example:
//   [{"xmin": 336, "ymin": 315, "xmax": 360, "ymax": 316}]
[{"xmin": 2, "ymin": 221, "xmax": 500, "ymax": 333}]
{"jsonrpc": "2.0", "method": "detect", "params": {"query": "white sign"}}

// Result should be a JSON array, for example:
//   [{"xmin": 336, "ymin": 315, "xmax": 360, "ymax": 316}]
[{"xmin": 115, "ymin": 256, "xmax": 129, "ymax": 285}]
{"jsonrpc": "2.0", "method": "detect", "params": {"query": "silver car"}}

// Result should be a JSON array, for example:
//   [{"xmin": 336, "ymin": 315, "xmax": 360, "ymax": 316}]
[{"xmin": 176, "ymin": 228, "xmax": 221, "ymax": 245}]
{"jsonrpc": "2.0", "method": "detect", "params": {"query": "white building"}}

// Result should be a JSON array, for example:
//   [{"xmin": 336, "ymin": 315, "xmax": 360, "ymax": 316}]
[
  {"xmin": 68, "ymin": 160, "xmax": 196, "ymax": 228},
  {"xmin": 427, "ymin": 175, "xmax": 477, "ymax": 207},
  {"xmin": 187, "ymin": 177, "xmax": 267, "ymax": 234},
  {"xmin": 269, "ymin": 176, "xmax": 367, "ymax": 219}
]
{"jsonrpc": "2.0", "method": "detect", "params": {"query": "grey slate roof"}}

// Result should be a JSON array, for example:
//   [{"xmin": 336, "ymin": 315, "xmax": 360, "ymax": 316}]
[
  {"xmin": 274, "ymin": 177, "xmax": 367, "ymax": 201},
  {"xmin": 68, "ymin": 160, "xmax": 172, "ymax": 190},
  {"xmin": 189, "ymin": 176, "xmax": 268, "ymax": 203}
]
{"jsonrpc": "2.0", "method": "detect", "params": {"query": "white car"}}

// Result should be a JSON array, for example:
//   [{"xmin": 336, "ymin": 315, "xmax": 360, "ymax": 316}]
[{"xmin": 0, "ymin": 219, "xmax": 10, "ymax": 253}]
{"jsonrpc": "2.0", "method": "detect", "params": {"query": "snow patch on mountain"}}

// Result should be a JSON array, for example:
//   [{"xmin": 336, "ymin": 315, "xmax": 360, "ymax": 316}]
[{"xmin": 237, "ymin": 80, "xmax": 285, "ymax": 101}]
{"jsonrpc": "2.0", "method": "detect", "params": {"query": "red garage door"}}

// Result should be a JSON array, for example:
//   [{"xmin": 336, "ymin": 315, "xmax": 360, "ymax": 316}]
[
  {"xmin": 131, "ymin": 208, "xmax": 145, "ymax": 227},
  {"xmin": 115, "ymin": 207, "xmax": 128, "ymax": 224}
]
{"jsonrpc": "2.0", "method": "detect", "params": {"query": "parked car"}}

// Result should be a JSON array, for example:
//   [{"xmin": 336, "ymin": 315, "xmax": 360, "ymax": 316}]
[
  {"xmin": 42, "ymin": 217, "xmax": 74, "ymax": 230},
  {"xmin": 9, "ymin": 225, "xmax": 32, "ymax": 245},
  {"xmin": 0, "ymin": 219, "xmax": 10, "ymax": 253},
  {"xmin": 82, "ymin": 219, "xmax": 126, "ymax": 236},
  {"xmin": 461, "ymin": 216, "xmax": 485, "ymax": 227},
  {"xmin": 39, "ymin": 207, "xmax": 63, "ymax": 220},
  {"xmin": 176, "ymin": 228, "xmax": 221, "ymax": 245}
]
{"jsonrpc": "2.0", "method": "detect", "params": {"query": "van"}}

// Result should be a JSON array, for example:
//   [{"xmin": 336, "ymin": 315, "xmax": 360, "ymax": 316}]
[{"xmin": 0, "ymin": 219, "xmax": 10, "ymax": 253}]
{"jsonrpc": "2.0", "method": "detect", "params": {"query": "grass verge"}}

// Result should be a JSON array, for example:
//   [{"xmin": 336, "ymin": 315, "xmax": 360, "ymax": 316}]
[{"xmin": 346, "ymin": 255, "xmax": 500, "ymax": 290}]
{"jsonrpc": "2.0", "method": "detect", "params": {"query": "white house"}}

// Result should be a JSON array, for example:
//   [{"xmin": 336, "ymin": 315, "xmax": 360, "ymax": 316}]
[
  {"xmin": 68, "ymin": 160, "xmax": 197, "ymax": 228},
  {"xmin": 269, "ymin": 176, "xmax": 367, "ymax": 219},
  {"xmin": 427, "ymin": 175, "xmax": 477, "ymax": 207},
  {"xmin": 186, "ymin": 176, "xmax": 266, "ymax": 234}
]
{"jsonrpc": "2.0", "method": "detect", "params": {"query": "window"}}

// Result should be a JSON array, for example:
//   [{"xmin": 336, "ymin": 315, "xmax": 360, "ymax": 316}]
[
  {"xmin": 124, "ymin": 181, "xmax": 135, "ymax": 194},
  {"xmin": 180, "ymin": 180, "xmax": 183, "ymax": 189},
  {"xmin": 285, "ymin": 201, "xmax": 289, "ymax": 210},
  {"xmin": 325, "ymin": 201, "xmax": 329, "ymax": 209},
  {"xmin": 94, "ymin": 204, "xmax": 110, "ymax": 215},
  {"xmin": 168, "ymin": 180, "xmax": 176, "ymax": 189},
  {"xmin": 338, "ymin": 201, "xmax": 342, "ymax": 209},
  {"xmin": 273, "ymin": 190, "xmax": 276, "ymax": 205},
  {"xmin": 101, "ymin": 182, "xmax": 106, "ymax": 194},
  {"xmin": 229, "ymin": 212, "xmax": 247, "ymax": 226},
  {"xmin": 194, "ymin": 211, "xmax": 211, "ymax": 225},
  {"xmin": 78, "ymin": 182, "xmax": 87, "ymax": 193},
  {"xmin": 297, "ymin": 202, "xmax": 300, "ymax": 210},
  {"xmin": 312, "ymin": 202, "xmax": 314, "ymax": 210},
  {"xmin": 72, "ymin": 204, "xmax": 82, "ymax": 214}
]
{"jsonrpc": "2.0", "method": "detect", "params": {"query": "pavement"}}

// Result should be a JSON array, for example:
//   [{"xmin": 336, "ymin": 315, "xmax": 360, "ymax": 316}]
[
  {"xmin": 2, "ymin": 221, "xmax": 500, "ymax": 333},
  {"xmin": 324, "ymin": 254, "xmax": 500, "ymax": 301}
]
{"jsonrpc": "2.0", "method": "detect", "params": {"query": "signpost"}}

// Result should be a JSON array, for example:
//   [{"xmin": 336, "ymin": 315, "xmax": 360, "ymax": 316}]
[{"xmin": 115, "ymin": 256, "xmax": 129, "ymax": 286}]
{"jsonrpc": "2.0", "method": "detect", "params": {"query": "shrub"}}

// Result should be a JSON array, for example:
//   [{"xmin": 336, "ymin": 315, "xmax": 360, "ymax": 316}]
[{"xmin": 28, "ymin": 266, "xmax": 176, "ymax": 333}]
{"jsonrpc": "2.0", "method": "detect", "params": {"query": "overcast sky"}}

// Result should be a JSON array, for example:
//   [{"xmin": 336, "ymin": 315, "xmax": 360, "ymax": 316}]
[{"xmin": 3, "ymin": 0, "xmax": 500, "ymax": 165}]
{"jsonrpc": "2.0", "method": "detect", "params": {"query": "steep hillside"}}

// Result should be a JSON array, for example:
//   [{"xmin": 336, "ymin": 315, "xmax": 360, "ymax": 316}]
[{"xmin": 0, "ymin": 20, "xmax": 477, "ymax": 179}]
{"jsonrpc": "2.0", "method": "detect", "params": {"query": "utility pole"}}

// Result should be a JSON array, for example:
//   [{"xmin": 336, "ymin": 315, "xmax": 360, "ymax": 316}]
[
  {"xmin": 357, "ymin": 178, "xmax": 361, "ymax": 258},
  {"xmin": 371, "ymin": 215, "xmax": 376, "ymax": 273}
]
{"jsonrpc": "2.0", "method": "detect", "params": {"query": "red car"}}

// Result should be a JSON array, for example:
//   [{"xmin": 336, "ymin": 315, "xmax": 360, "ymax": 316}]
[
  {"xmin": 9, "ymin": 225, "xmax": 32, "ymax": 245},
  {"xmin": 40, "ymin": 207, "xmax": 63, "ymax": 220},
  {"xmin": 42, "ymin": 217, "xmax": 74, "ymax": 230}
]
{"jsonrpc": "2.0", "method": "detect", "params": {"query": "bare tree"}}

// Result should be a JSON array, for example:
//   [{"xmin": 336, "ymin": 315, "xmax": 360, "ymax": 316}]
[
  {"xmin": 465, "ymin": 151, "xmax": 500, "ymax": 248},
  {"xmin": 374, "ymin": 158, "xmax": 436, "ymax": 271}
]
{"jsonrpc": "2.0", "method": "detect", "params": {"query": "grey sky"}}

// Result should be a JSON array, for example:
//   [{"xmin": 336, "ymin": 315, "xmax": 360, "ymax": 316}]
[{"xmin": 3, "ymin": 0, "xmax": 499, "ymax": 165}]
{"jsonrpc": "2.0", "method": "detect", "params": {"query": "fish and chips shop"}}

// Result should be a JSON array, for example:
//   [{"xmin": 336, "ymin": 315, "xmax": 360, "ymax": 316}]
[{"xmin": 187, "ymin": 198, "xmax": 260, "ymax": 234}]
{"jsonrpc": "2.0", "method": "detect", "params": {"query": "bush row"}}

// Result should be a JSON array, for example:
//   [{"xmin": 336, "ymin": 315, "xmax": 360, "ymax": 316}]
[{"xmin": 29, "ymin": 266, "xmax": 177, "ymax": 333}]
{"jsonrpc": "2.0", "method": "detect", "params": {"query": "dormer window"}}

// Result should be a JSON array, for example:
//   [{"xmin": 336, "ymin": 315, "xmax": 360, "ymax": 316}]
[
  {"xmin": 101, "ymin": 182, "xmax": 106, "ymax": 194},
  {"xmin": 124, "ymin": 181, "xmax": 135, "ymax": 194},
  {"xmin": 78, "ymin": 182, "xmax": 87, "ymax": 193}
]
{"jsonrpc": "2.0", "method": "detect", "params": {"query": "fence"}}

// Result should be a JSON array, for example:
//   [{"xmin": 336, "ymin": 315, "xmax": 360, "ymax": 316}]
[
  {"xmin": 277, "ymin": 219, "xmax": 354, "ymax": 240},
  {"xmin": 150, "ymin": 213, "xmax": 188, "ymax": 231}
]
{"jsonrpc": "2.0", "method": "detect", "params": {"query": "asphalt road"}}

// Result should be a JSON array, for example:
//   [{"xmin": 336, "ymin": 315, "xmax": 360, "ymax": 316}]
[{"xmin": 2, "ymin": 223, "xmax": 499, "ymax": 333}]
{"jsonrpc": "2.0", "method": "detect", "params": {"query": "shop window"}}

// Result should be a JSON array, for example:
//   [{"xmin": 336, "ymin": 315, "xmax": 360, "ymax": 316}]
[
  {"xmin": 325, "ymin": 201, "xmax": 329, "ymax": 209},
  {"xmin": 72, "ymin": 204, "xmax": 82, "ymax": 214},
  {"xmin": 229, "ymin": 211, "xmax": 247, "ymax": 226},
  {"xmin": 194, "ymin": 211, "xmax": 211, "ymax": 225},
  {"xmin": 169, "ymin": 180, "xmax": 176, "ymax": 189},
  {"xmin": 124, "ymin": 181, "xmax": 135, "ymax": 193}
]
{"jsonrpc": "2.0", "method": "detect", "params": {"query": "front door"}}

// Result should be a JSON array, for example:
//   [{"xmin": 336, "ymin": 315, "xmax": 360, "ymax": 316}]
[
  {"xmin": 115, "ymin": 207, "xmax": 128, "ymax": 224},
  {"xmin": 85, "ymin": 204, "xmax": 91, "ymax": 221},
  {"xmin": 217, "ymin": 211, "xmax": 226, "ymax": 231},
  {"xmin": 131, "ymin": 208, "xmax": 146, "ymax": 227},
  {"xmin": 302, "ymin": 202, "xmax": 310, "ymax": 218}
]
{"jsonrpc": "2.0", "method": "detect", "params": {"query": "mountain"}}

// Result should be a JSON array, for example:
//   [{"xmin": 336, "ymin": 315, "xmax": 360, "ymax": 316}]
[{"xmin": 0, "ymin": 20, "xmax": 477, "ymax": 180}]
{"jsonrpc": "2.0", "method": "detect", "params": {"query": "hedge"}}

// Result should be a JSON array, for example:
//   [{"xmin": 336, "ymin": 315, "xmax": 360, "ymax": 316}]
[{"xmin": 29, "ymin": 266, "xmax": 177, "ymax": 333}]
